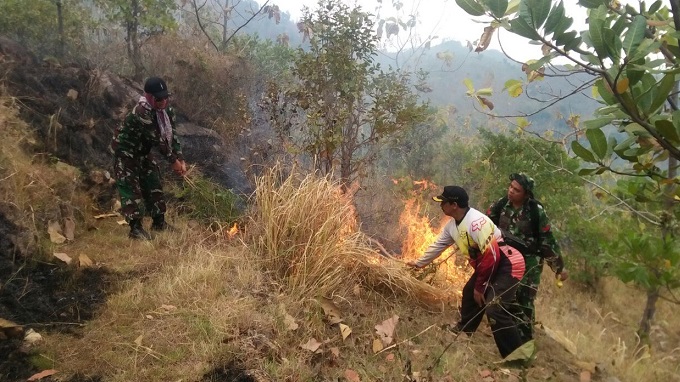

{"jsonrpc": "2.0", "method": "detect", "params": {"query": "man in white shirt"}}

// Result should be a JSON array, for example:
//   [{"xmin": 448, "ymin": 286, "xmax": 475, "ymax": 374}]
[{"xmin": 408, "ymin": 186, "xmax": 525, "ymax": 358}]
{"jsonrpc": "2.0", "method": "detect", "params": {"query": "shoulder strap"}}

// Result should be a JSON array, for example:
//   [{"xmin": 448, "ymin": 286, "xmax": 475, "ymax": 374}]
[
  {"xmin": 528, "ymin": 199, "xmax": 541, "ymax": 246},
  {"xmin": 489, "ymin": 196, "xmax": 508, "ymax": 224}
]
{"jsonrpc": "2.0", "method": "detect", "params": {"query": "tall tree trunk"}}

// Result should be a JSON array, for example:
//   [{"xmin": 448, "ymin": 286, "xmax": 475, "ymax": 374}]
[
  {"xmin": 637, "ymin": 287, "xmax": 660, "ymax": 346},
  {"xmin": 127, "ymin": 0, "xmax": 144, "ymax": 81},
  {"xmin": 221, "ymin": 0, "xmax": 229, "ymax": 51},
  {"xmin": 55, "ymin": 0, "xmax": 64, "ymax": 57}
]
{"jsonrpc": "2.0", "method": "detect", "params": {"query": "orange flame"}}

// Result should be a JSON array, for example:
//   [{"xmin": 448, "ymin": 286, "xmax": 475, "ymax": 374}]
[
  {"xmin": 226, "ymin": 222, "xmax": 239, "ymax": 239},
  {"xmin": 397, "ymin": 178, "xmax": 470, "ymax": 285}
]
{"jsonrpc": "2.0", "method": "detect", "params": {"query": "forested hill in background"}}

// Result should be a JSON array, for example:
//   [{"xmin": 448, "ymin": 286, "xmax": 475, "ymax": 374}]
[
  {"xmin": 376, "ymin": 39, "xmax": 600, "ymax": 136},
  {"xmin": 235, "ymin": 0, "xmax": 600, "ymax": 136}
]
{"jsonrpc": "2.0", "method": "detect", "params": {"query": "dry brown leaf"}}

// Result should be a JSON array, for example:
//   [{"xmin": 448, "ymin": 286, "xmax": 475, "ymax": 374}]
[
  {"xmin": 63, "ymin": 217, "xmax": 75, "ymax": 241},
  {"xmin": 478, "ymin": 96, "xmax": 495, "ymax": 110},
  {"xmin": 580, "ymin": 371, "xmax": 591, "ymax": 382},
  {"xmin": 93, "ymin": 213, "xmax": 118, "ymax": 219},
  {"xmin": 375, "ymin": 315, "xmax": 399, "ymax": 346},
  {"xmin": 134, "ymin": 334, "xmax": 143, "ymax": 346},
  {"xmin": 0, "ymin": 318, "xmax": 23, "ymax": 339},
  {"xmin": 344, "ymin": 369, "xmax": 361, "ymax": 382},
  {"xmin": 53, "ymin": 252, "xmax": 72, "ymax": 265},
  {"xmin": 318, "ymin": 297, "xmax": 343, "ymax": 324},
  {"xmin": 78, "ymin": 254, "xmax": 94, "ymax": 268},
  {"xmin": 284, "ymin": 313, "xmax": 299, "ymax": 331},
  {"xmin": 0, "ymin": 318, "xmax": 20, "ymax": 328},
  {"xmin": 27, "ymin": 369, "xmax": 57, "ymax": 381},
  {"xmin": 300, "ymin": 338, "xmax": 322, "ymax": 353},
  {"xmin": 330, "ymin": 347, "xmax": 340, "ymax": 358},
  {"xmin": 48, "ymin": 220, "xmax": 66, "ymax": 244},
  {"xmin": 372, "ymin": 338, "xmax": 384, "ymax": 353},
  {"xmin": 475, "ymin": 26, "xmax": 496, "ymax": 52},
  {"xmin": 339, "ymin": 323, "xmax": 352, "ymax": 340}
]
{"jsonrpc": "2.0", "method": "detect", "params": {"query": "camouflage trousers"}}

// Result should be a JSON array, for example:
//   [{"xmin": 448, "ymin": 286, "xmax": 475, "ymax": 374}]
[
  {"xmin": 114, "ymin": 155, "xmax": 166, "ymax": 223},
  {"xmin": 514, "ymin": 254, "xmax": 543, "ymax": 343}
]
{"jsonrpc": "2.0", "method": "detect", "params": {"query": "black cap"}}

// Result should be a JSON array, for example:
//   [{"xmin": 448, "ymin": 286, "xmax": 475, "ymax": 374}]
[
  {"xmin": 432, "ymin": 186, "xmax": 469, "ymax": 205},
  {"xmin": 144, "ymin": 76, "xmax": 169, "ymax": 99}
]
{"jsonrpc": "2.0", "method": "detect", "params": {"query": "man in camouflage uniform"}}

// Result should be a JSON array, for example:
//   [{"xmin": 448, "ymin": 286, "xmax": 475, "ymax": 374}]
[
  {"xmin": 487, "ymin": 173, "xmax": 568, "ymax": 343},
  {"xmin": 112, "ymin": 76, "xmax": 187, "ymax": 239}
]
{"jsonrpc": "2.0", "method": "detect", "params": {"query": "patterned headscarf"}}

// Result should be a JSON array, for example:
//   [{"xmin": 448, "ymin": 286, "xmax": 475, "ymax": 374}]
[{"xmin": 510, "ymin": 173, "xmax": 535, "ymax": 198}]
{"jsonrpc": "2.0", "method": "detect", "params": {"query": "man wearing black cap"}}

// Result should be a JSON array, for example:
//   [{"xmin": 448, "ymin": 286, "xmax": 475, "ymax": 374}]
[
  {"xmin": 407, "ymin": 186, "xmax": 526, "ymax": 358},
  {"xmin": 487, "ymin": 173, "xmax": 567, "ymax": 343},
  {"xmin": 112, "ymin": 76, "xmax": 187, "ymax": 239}
]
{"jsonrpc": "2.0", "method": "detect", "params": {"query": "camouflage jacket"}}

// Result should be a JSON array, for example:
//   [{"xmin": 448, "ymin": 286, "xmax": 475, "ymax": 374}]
[
  {"xmin": 487, "ymin": 197, "xmax": 564, "ymax": 274},
  {"xmin": 112, "ymin": 105, "xmax": 183, "ymax": 163}
]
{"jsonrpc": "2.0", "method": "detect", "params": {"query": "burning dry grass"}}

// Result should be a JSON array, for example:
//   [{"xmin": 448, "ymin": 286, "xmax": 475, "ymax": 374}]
[{"xmin": 250, "ymin": 164, "xmax": 450, "ymax": 307}]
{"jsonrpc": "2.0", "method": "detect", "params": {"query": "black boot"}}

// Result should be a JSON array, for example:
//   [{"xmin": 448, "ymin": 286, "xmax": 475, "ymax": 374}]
[
  {"xmin": 151, "ymin": 215, "xmax": 173, "ymax": 231},
  {"xmin": 128, "ymin": 219, "xmax": 151, "ymax": 240}
]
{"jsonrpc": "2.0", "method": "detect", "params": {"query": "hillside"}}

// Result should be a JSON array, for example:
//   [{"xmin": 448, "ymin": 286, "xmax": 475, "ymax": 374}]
[{"xmin": 0, "ymin": 37, "xmax": 679, "ymax": 382}]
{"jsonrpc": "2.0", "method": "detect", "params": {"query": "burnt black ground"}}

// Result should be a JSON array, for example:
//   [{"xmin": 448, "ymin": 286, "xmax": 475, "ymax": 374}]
[{"xmin": 0, "ymin": 252, "xmax": 115, "ymax": 381}]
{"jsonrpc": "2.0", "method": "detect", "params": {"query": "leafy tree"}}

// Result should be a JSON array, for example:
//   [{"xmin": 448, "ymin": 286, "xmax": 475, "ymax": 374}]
[
  {"xmin": 96, "ymin": 0, "xmax": 177, "ymax": 80},
  {"xmin": 456, "ymin": 0, "xmax": 680, "ymax": 343},
  {"xmin": 0, "ymin": 0, "xmax": 90, "ymax": 58},
  {"xmin": 261, "ymin": 0, "xmax": 428, "ymax": 192}
]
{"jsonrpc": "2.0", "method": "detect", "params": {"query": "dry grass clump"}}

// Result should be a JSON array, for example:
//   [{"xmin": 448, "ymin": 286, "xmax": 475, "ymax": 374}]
[
  {"xmin": 249, "ymin": 164, "xmax": 448, "ymax": 305},
  {"xmin": 0, "ymin": 91, "xmax": 88, "ymax": 255}
]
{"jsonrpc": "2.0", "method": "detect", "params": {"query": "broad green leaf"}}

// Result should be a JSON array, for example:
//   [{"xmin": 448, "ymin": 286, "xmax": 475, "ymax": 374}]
[
  {"xmin": 584, "ymin": 116, "xmax": 615, "ymax": 129},
  {"xmin": 624, "ymin": 122, "xmax": 652, "ymax": 137},
  {"xmin": 572, "ymin": 140, "xmax": 598, "ymax": 163},
  {"xmin": 622, "ymin": 15, "xmax": 647, "ymax": 56},
  {"xmin": 578, "ymin": 0, "xmax": 607, "ymax": 8},
  {"xmin": 464, "ymin": 78, "xmax": 475, "ymax": 93},
  {"xmin": 655, "ymin": 119, "xmax": 680, "ymax": 144},
  {"xmin": 611, "ymin": 14, "xmax": 628, "ymax": 35},
  {"xmin": 524, "ymin": 0, "xmax": 551, "ymax": 29},
  {"xmin": 672, "ymin": 110, "xmax": 680, "ymax": 141},
  {"xmin": 647, "ymin": 73, "xmax": 675, "ymax": 114},
  {"xmin": 506, "ymin": 0, "xmax": 521, "ymax": 15},
  {"xmin": 484, "ymin": 0, "xmax": 509, "ymax": 18},
  {"xmin": 543, "ymin": 1, "xmax": 565, "ymax": 36},
  {"xmin": 504, "ymin": 79, "xmax": 524, "ymax": 97},
  {"xmin": 578, "ymin": 167, "xmax": 601, "ymax": 175},
  {"xmin": 604, "ymin": 28, "xmax": 622, "ymax": 63},
  {"xmin": 595, "ymin": 79, "xmax": 617, "ymax": 105},
  {"xmin": 456, "ymin": 0, "xmax": 486, "ymax": 16},
  {"xmin": 586, "ymin": 128, "xmax": 608, "ymax": 160},
  {"xmin": 648, "ymin": 0, "xmax": 663, "ymax": 14},
  {"xmin": 614, "ymin": 136, "xmax": 636, "ymax": 151},
  {"xmin": 476, "ymin": 87, "xmax": 494, "ymax": 96},
  {"xmin": 555, "ymin": 30, "xmax": 578, "ymax": 48},
  {"xmin": 509, "ymin": 17, "xmax": 541, "ymax": 40},
  {"xmin": 589, "ymin": 18, "xmax": 608, "ymax": 57}
]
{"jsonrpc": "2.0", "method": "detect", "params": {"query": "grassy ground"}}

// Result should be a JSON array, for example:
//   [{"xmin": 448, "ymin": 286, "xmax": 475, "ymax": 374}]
[{"xmin": 23, "ymin": 176, "xmax": 680, "ymax": 382}]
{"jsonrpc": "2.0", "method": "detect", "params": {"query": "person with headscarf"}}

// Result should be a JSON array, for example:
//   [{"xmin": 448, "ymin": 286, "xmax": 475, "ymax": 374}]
[
  {"xmin": 487, "ymin": 173, "xmax": 567, "ymax": 343},
  {"xmin": 112, "ymin": 76, "xmax": 186, "ymax": 239}
]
